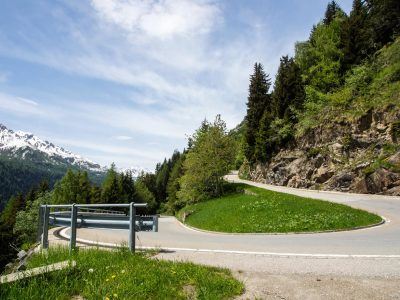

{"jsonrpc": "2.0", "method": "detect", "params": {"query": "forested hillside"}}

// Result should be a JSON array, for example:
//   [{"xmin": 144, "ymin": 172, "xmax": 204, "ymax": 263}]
[
  {"xmin": 0, "ymin": 157, "xmax": 59, "ymax": 211},
  {"xmin": 0, "ymin": 156, "xmax": 107, "ymax": 211},
  {"xmin": 0, "ymin": 156, "xmax": 106, "ymax": 212},
  {"xmin": 237, "ymin": 0, "xmax": 400, "ymax": 195}
]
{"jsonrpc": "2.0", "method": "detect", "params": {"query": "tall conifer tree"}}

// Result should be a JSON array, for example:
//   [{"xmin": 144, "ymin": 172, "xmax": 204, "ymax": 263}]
[
  {"xmin": 244, "ymin": 63, "xmax": 271, "ymax": 163},
  {"xmin": 366, "ymin": 0, "xmax": 400, "ymax": 50},
  {"xmin": 119, "ymin": 171, "xmax": 136, "ymax": 203},
  {"xmin": 324, "ymin": 1, "xmax": 342, "ymax": 25},
  {"xmin": 155, "ymin": 159, "xmax": 171, "ymax": 202},
  {"xmin": 272, "ymin": 56, "xmax": 305, "ymax": 121},
  {"xmin": 341, "ymin": 0, "xmax": 370, "ymax": 71},
  {"xmin": 254, "ymin": 111, "xmax": 274, "ymax": 162},
  {"xmin": 101, "ymin": 163, "xmax": 121, "ymax": 204},
  {"xmin": 77, "ymin": 171, "xmax": 91, "ymax": 204}
]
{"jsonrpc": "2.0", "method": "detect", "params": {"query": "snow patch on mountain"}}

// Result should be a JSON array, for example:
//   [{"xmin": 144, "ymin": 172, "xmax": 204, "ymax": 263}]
[{"xmin": 118, "ymin": 166, "xmax": 152, "ymax": 177}]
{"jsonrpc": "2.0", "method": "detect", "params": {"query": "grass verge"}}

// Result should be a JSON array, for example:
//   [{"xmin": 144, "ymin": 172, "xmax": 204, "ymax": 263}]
[
  {"xmin": 1, "ymin": 246, "xmax": 243, "ymax": 299},
  {"xmin": 179, "ymin": 183, "xmax": 382, "ymax": 233}
]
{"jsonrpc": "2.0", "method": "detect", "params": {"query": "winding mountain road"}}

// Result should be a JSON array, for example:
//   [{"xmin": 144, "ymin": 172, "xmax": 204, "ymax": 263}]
[{"xmin": 61, "ymin": 173, "xmax": 400, "ymax": 257}]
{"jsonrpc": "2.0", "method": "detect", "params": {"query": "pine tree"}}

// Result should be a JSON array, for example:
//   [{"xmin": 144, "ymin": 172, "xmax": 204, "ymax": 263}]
[
  {"xmin": 244, "ymin": 63, "xmax": 271, "ymax": 163},
  {"xmin": 254, "ymin": 111, "xmax": 274, "ymax": 162},
  {"xmin": 341, "ymin": 0, "xmax": 370, "ymax": 71},
  {"xmin": 155, "ymin": 159, "xmax": 171, "ymax": 202},
  {"xmin": 169, "ymin": 150, "xmax": 181, "ymax": 169},
  {"xmin": 38, "ymin": 180, "xmax": 50, "ymax": 193},
  {"xmin": 119, "ymin": 171, "xmax": 136, "ymax": 203},
  {"xmin": 25, "ymin": 187, "xmax": 38, "ymax": 204},
  {"xmin": 365, "ymin": 0, "xmax": 400, "ymax": 50},
  {"xmin": 272, "ymin": 56, "xmax": 305, "ymax": 121},
  {"xmin": 101, "ymin": 163, "xmax": 121, "ymax": 204},
  {"xmin": 137, "ymin": 172, "xmax": 157, "ymax": 198},
  {"xmin": 90, "ymin": 185, "xmax": 102, "ymax": 204},
  {"xmin": 134, "ymin": 180, "xmax": 157, "ymax": 213},
  {"xmin": 324, "ymin": 1, "xmax": 343, "ymax": 25},
  {"xmin": 52, "ymin": 169, "xmax": 80, "ymax": 204},
  {"xmin": 166, "ymin": 153, "xmax": 186, "ymax": 211},
  {"xmin": 77, "ymin": 171, "xmax": 91, "ymax": 204}
]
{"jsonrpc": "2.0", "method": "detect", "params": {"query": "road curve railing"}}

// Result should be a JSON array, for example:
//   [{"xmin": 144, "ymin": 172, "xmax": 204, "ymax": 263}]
[{"xmin": 38, "ymin": 203, "xmax": 158, "ymax": 253}]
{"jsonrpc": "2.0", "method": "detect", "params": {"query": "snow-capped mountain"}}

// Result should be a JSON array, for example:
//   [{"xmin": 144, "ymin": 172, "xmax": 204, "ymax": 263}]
[
  {"xmin": 0, "ymin": 123, "xmax": 104, "ymax": 172},
  {"xmin": 119, "ymin": 166, "xmax": 151, "ymax": 177},
  {"xmin": 0, "ymin": 123, "xmax": 150, "ymax": 178}
]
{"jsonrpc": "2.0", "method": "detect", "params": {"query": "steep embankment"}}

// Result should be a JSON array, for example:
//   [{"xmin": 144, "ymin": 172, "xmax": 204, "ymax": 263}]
[
  {"xmin": 248, "ymin": 108, "xmax": 400, "ymax": 195},
  {"xmin": 241, "ymin": 36, "xmax": 400, "ymax": 196}
]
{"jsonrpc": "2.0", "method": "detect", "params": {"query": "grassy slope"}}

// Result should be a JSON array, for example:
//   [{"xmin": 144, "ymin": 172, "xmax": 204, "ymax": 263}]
[
  {"xmin": 1, "ymin": 247, "xmax": 243, "ymax": 300},
  {"xmin": 180, "ymin": 183, "xmax": 382, "ymax": 233},
  {"xmin": 297, "ymin": 37, "xmax": 400, "ymax": 136}
]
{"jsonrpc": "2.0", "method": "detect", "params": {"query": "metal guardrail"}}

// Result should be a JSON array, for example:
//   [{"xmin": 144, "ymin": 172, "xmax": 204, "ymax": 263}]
[
  {"xmin": 38, "ymin": 203, "xmax": 158, "ymax": 253},
  {"xmin": 49, "ymin": 212, "xmax": 158, "ymax": 231},
  {"xmin": 70, "ymin": 207, "xmax": 126, "ymax": 215}
]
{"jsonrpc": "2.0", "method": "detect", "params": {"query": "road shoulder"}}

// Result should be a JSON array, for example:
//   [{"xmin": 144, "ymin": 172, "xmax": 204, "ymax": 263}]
[{"xmin": 155, "ymin": 251, "xmax": 400, "ymax": 300}]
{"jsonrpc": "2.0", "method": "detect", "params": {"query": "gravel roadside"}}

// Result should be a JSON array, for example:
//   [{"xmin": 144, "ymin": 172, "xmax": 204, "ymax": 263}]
[{"xmin": 155, "ymin": 251, "xmax": 400, "ymax": 299}]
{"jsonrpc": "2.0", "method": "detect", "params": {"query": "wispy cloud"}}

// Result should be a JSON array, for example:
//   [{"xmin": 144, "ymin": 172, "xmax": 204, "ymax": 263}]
[
  {"xmin": 0, "ymin": 93, "xmax": 43, "ymax": 116},
  {"xmin": 114, "ymin": 135, "xmax": 132, "ymax": 140},
  {"xmin": 51, "ymin": 137, "xmax": 169, "ymax": 167},
  {"xmin": 17, "ymin": 97, "xmax": 39, "ymax": 106}
]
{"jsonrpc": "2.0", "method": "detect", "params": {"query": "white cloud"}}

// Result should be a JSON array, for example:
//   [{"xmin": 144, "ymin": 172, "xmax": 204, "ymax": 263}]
[
  {"xmin": 17, "ymin": 97, "xmax": 39, "ymax": 106},
  {"xmin": 78, "ymin": 102, "xmax": 190, "ymax": 139},
  {"xmin": 90, "ymin": 0, "xmax": 220, "ymax": 39},
  {"xmin": 51, "ymin": 137, "xmax": 169, "ymax": 167},
  {"xmin": 0, "ymin": 93, "xmax": 43, "ymax": 116},
  {"xmin": 114, "ymin": 135, "xmax": 132, "ymax": 140}
]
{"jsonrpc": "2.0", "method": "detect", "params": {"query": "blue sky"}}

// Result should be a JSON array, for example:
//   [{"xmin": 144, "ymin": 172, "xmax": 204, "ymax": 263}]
[{"xmin": 0, "ymin": 0, "xmax": 352, "ymax": 170}]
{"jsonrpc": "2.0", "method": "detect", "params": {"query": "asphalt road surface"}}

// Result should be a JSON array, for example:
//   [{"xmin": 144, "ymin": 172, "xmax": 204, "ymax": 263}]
[{"xmin": 63, "ymin": 173, "xmax": 400, "ymax": 257}]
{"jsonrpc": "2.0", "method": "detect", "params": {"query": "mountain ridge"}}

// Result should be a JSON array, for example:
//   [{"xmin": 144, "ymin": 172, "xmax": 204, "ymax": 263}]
[{"xmin": 0, "ymin": 123, "xmax": 104, "ymax": 172}]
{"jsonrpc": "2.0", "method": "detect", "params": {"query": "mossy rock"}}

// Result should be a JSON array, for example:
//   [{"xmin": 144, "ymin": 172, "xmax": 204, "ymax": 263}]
[{"xmin": 391, "ymin": 121, "xmax": 400, "ymax": 143}]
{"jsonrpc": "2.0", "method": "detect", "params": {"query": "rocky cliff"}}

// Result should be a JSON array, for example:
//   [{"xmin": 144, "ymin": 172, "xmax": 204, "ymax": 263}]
[{"xmin": 244, "ymin": 106, "xmax": 400, "ymax": 196}]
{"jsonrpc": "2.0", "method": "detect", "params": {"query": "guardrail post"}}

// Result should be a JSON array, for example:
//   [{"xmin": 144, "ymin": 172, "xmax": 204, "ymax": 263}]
[
  {"xmin": 128, "ymin": 202, "xmax": 136, "ymax": 253},
  {"xmin": 153, "ymin": 215, "xmax": 158, "ymax": 232},
  {"xmin": 37, "ymin": 206, "xmax": 44, "ymax": 242},
  {"xmin": 41, "ymin": 205, "xmax": 50, "ymax": 249},
  {"xmin": 69, "ymin": 204, "xmax": 78, "ymax": 252}
]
